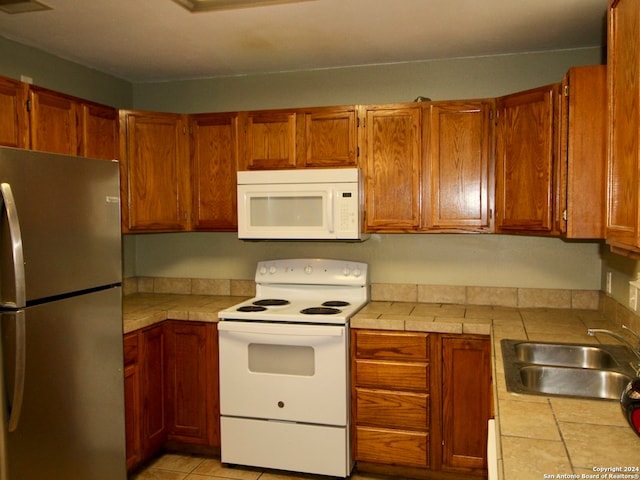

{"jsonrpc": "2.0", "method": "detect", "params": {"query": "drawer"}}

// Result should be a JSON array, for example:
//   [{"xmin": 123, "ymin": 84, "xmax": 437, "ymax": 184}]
[
  {"xmin": 355, "ymin": 359, "xmax": 429, "ymax": 391},
  {"xmin": 123, "ymin": 332, "xmax": 139, "ymax": 366},
  {"xmin": 356, "ymin": 426, "xmax": 429, "ymax": 468},
  {"xmin": 356, "ymin": 388, "xmax": 429, "ymax": 430},
  {"xmin": 355, "ymin": 330, "xmax": 429, "ymax": 361}
]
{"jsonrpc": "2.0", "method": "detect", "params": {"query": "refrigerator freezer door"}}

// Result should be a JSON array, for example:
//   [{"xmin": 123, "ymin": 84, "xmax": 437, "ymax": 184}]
[
  {"xmin": 0, "ymin": 147, "xmax": 121, "ymax": 305},
  {"xmin": 2, "ymin": 286, "xmax": 126, "ymax": 480}
]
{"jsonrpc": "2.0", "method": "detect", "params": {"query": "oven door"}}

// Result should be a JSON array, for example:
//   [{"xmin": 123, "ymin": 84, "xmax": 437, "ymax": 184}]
[{"xmin": 218, "ymin": 321, "xmax": 348, "ymax": 426}]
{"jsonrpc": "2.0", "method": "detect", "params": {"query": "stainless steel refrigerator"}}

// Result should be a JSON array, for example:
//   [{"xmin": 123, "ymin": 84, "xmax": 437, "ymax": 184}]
[{"xmin": 0, "ymin": 147, "xmax": 126, "ymax": 480}]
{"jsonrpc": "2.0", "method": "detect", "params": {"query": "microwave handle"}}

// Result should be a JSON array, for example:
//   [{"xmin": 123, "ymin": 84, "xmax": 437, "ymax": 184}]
[{"xmin": 328, "ymin": 189, "xmax": 335, "ymax": 234}]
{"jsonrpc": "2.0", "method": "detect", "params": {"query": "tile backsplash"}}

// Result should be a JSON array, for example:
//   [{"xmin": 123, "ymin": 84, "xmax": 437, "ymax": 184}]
[{"xmin": 125, "ymin": 276, "xmax": 599, "ymax": 309}]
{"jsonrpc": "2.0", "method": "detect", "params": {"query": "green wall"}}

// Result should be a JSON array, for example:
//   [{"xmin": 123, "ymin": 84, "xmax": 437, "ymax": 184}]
[
  {"xmin": 132, "ymin": 48, "xmax": 604, "ymax": 112},
  {"xmin": 0, "ymin": 36, "xmax": 132, "ymax": 107}
]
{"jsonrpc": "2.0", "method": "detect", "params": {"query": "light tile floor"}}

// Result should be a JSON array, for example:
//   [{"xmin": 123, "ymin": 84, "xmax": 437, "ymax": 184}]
[{"xmin": 129, "ymin": 453, "xmax": 379, "ymax": 480}]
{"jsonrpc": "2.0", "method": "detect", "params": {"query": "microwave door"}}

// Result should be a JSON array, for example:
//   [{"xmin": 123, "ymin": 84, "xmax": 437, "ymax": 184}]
[{"xmin": 238, "ymin": 186, "xmax": 334, "ymax": 239}]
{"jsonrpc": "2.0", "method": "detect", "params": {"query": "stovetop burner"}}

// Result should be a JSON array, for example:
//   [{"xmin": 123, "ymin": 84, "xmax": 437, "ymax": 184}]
[
  {"xmin": 253, "ymin": 299, "xmax": 290, "ymax": 306},
  {"xmin": 322, "ymin": 301, "xmax": 350, "ymax": 307},
  {"xmin": 237, "ymin": 305, "xmax": 268, "ymax": 312},
  {"xmin": 300, "ymin": 307, "xmax": 341, "ymax": 315}
]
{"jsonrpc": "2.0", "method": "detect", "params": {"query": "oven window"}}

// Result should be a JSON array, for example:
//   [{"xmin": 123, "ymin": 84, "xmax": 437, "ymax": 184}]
[
  {"xmin": 249, "ymin": 196, "xmax": 323, "ymax": 227},
  {"xmin": 248, "ymin": 343, "xmax": 315, "ymax": 376}
]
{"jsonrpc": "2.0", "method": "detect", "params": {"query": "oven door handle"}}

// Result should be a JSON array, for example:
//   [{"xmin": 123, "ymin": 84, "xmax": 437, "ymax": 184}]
[{"xmin": 218, "ymin": 322, "xmax": 344, "ymax": 337}]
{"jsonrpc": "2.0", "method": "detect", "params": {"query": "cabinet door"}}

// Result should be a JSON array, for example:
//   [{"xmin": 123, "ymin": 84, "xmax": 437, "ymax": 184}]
[
  {"xmin": 302, "ymin": 107, "xmax": 357, "ymax": 167},
  {"xmin": 120, "ymin": 110, "xmax": 190, "ymax": 232},
  {"xmin": 123, "ymin": 332, "xmax": 141, "ymax": 472},
  {"xmin": 29, "ymin": 86, "xmax": 80, "ymax": 155},
  {"xmin": 362, "ymin": 105, "xmax": 422, "ymax": 230},
  {"xmin": 190, "ymin": 113, "xmax": 239, "ymax": 230},
  {"xmin": 81, "ymin": 102, "xmax": 119, "ymax": 160},
  {"xmin": 558, "ymin": 65, "xmax": 607, "ymax": 239},
  {"xmin": 607, "ymin": 0, "xmax": 640, "ymax": 251},
  {"xmin": 140, "ymin": 324, "xmax": 168, "ymax": 459},
  {"xmin": 425, "ymin": 101, "xmax": 493, "ymax": 231},
  {"xmin": 441, "ymin": 336, "xmax": 491, "ymax": 475},
  {"xmin": 495, "ymin": 84, "xmax": 558, "ymax": 233},
  {"xmin": 241, "ymin": 110, "xmax": 297, "ymax": 170},
  {"xmin": 0, "ymin": 76, "xmax": 28, "ymax": 149},
  {"xmin": 166, "ymin": 321, "xmax": 209, "ymax": 444}
]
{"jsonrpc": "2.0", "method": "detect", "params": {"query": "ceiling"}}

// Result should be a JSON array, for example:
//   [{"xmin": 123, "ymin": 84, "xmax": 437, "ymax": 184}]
[{"xmin": 0, "ymin": 0, "xmax": 608, "ymax": 83}]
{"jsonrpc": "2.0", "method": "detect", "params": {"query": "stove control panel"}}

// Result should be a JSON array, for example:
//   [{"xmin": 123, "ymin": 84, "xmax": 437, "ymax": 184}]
[{"xmin": 256, "ymin": 258, "xmax": 368, "ymax": 286}]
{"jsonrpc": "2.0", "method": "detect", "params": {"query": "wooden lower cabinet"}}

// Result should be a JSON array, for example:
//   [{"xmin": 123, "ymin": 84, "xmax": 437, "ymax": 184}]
[
  {"xmin": 140, "ymin": 324, "xmax": 168, "ymax": 460},
  {"xmin": 123, "ymin": 331, "xmax": 142, "ymax": 471},
  {"xmin": 166, "ymin": 321, "xmax": 220, "ymax": 447},
  {"xmin": 124, "ymin": 321, "xmax": 219, "ymax": 473},
  {"xmin": 352, "ymin": 330, "xmax": 431, "ymax": 469},
  {"xmin": 440, "ymin": 335, "xmax": 492, "ymax": 475},
  {"xmin": 352, "ymin": 329, "xmax": 491, "ymax": 478}
]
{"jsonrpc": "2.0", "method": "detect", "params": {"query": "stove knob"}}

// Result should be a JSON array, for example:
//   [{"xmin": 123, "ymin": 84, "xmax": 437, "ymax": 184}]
[
  {"xmin": 259, "ymin": 266, "xmax": 267, "ymax": 276},
  {"xmin": 269, "ymin": 265, "xmax": 277, "ymax": 274},
  {"xmin": 342, "ymin": 267, "xmax": 351, "ymax": 276},
  {"xmin": 304, "ymin": 265, "xmax": 313, "ymax": 274},
  {"xmin": 352, "ymin": 267, "xmax": 362, "ymax": 277}
]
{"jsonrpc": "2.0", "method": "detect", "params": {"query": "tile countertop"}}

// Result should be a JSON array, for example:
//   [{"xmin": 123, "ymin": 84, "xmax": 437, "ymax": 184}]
[{"xmin": 123, "ymin": 295, "xmax": 640, "ymax": 479}]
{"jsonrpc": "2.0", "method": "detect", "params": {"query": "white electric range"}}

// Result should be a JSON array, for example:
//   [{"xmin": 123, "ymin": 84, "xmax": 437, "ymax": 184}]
[{"xmin": 217, "ymin": 258, "xmax": 369, "ymax": 478}]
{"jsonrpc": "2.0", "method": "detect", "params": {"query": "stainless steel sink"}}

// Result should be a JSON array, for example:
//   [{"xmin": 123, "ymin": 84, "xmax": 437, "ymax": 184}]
[
  {"xmin": 502, "ymin": 339, "xmax": 637, "ymax": 400},
  {"xmin": 518, "ymin": 365, "xmax": 632, "ymax": 400},
  {"xmin": 514, "ymin": 342, "xmax": 619, "ymax": 369}
]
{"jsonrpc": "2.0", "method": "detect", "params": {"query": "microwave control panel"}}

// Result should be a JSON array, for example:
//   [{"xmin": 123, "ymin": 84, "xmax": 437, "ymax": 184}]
[{"xmin": 335, "ymin": 190, "xmax": 359, "ymax": 238}]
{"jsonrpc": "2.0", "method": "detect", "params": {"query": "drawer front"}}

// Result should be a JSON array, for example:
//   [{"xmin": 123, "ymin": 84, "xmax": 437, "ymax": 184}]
[
  {"xmin": 355, "ymin": 330, "xmax": 429, "ymax": 361},
  {"xmin": 356, "ymin": 426, "xmax": 429, "ymax": 468},
  {"xmin": 355, "ymin": 359, "xmax": 429, "ymax": 391},
  {"xmin": 123, "ymin": 332, "xmax": 139, "ymax": 366},
  {"xmin": 356, "ymin": 388, "xmax": 428, "ymax": 430}
]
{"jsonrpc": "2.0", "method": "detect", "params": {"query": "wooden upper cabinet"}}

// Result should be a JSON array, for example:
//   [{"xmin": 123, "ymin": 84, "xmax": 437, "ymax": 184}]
[
  {"xmin": 81, "ymin": 102, "xmax": 119, "ymax": 160},
  {"xmin": 424, "ymin": 101, "xmax": 493, "ymax": 232},
  {"xmin": 361, "ymin": 104, "xmax": 422, "ymax": 231},
  {"xmin": 557, "ymin": 65, "xmax": 607, "ymax": 239},
  {"xmin": 190, "ymin": 113, "xmax": 239, "ymax": 231},
  {"xmin": 495, "ymin": 84, "xmax": 559, "ymax": 234},
  {"xmin": 301, "ymin": 106, "xmax": 357, "ymax": 167},
  {"xmin": 0, "ymin": 76, "xmax": 29, "ymax": 149},
  {"xmin": 240, "ymin": 110, "xmax": 297, "ymax": 170},
  {"xmin": 28, "ymin": 86, "xmax": 80, "ymax": 155},
  {"xmin": 119, "ymin": 110, "xmax": 190, "ymax": 232},
  {"xmin": 606, "ymin": 0, "xmax": 640, "ymax": 254}
]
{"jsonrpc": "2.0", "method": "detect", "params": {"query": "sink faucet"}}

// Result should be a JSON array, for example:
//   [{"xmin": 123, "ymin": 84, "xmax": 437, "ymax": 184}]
[{"xmin": 588, "ymin": 325, "xmax": 640, "ymax": 375}]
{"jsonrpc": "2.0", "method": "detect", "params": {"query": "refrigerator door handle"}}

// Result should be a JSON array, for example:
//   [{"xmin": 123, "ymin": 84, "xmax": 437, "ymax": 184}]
[
  {"xmin": 0, "ymin": 183, "xmax": 26, "ymax": 308},
  {"xmin": 4, "ymin": 310, "xmax": 25, "ymax": 433}
]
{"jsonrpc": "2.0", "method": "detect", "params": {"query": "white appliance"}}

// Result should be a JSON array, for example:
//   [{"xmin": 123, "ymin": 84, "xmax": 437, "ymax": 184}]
[
  {"xmin": 217, "ymin": 258, "xmax": 369, "ymax": 478},
  {"xmin": 237, "ymin": 168, "xmax": 367, "ymax": 240}
]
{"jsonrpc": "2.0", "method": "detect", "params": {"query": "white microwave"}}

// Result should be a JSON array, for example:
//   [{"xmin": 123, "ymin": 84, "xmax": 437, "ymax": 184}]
[{"xmin": 237, "ymin": 168, "xmax": 367, "ymax": 240}]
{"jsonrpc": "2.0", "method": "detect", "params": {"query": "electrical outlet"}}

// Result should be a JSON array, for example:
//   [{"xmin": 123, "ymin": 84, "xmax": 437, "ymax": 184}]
[{"xmin": 606, "ymin": 271, "xmax": 612, "ymax": 295}]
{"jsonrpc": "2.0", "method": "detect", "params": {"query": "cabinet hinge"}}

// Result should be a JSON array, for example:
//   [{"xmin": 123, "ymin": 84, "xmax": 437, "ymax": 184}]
[
  {"xmin": 489, "ymin": 208, "xmax": 493, "ymax": 219},
  {"xmin": 356, "ymin": 117, "xmax": 360, "ymax": 127},
  {"xmin": 564, "ymin": 85, "xmax": 569, "ymax": 97},
  {"xmin": 562, "ymin": 209, "xmax": 567, "ymax": 221},
  {"xmin": 489, "ymin": 109, "xmax": 494, "ymax": 120},
  {"xmin": 357, "ymin": 146, "xmax": 360, "ymax": 157},
  {"xmin": 25, "ymin": 99, "xmax": 31, "ymax": 112}
]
